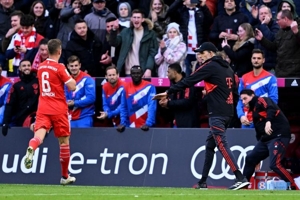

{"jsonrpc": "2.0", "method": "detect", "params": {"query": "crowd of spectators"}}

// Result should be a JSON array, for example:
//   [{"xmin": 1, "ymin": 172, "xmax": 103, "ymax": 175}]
[{"xmin": 1, "ymin": 0, "xmax": 300, "ymax": 130}]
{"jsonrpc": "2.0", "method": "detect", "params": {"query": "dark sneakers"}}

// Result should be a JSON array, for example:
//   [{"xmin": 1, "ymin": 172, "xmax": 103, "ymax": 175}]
[
  {"xmin": 228, "ymin": 178, "xmax": 250, "ymax": 190},
  {"xmin": 194, "ymin": 182, "xmax": 208, "ymax": 190}
]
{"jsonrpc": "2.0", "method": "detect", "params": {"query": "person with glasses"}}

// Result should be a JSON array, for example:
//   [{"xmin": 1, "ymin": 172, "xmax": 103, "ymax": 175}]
[{"xmin": 255, "ymin": 9, "xmax": 300, "ymax": 77}]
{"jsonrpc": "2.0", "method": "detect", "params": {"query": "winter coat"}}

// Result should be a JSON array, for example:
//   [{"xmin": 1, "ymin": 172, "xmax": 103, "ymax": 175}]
[
  {"xmin": 210, "ymin": 11, "xmax": 249, "ymax": 50},
  {"xmin": 65, "ymin": 29, "xmax": 105, "ymax": 77},
  {"xmin": 253, "ymin": 20, "xmax": 279, "ymax": 71},
  {"xmin": 168, "ymin": 0, "xmax": 214, "ymax": 45},
  {"xmin": 223, "ymin": 38, "xmax": 255, "ymax": 77},
  {"xmin": 57, "ymin": 6, "xmax": 82, "ymax": 49},
  {"xmin": 260, "ymin": 26, "xmax": 300, "ymax": 77},
  {"xmin": 155, "ymin": 35, "xmax": 186, "ymax": 78},
  {"xmin": 109, "ymin": 19, "xmax": 158, "ymax": 74},
  {"xmin": 84, "ymin": 7, "xmax": 116, "ymax": 43}
]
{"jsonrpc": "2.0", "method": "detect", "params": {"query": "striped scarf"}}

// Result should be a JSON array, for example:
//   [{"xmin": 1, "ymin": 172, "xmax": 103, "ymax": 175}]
[
  {"xmin": 13, "ymin": 27, "xmax": 38, "ymax": 67},
  {"xmin": 32, "ymin": 50, "xmax": 41, "ymax": 72}
]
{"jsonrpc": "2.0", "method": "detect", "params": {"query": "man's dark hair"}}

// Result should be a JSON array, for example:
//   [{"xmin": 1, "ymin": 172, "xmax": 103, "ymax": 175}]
[
  {"xmin": 74, "ymin": 18, "xmax": 87, "ymax": 25},
  {"xmin": 20, "ymin": 14, "xmax": 35, "ymax": 27},
  {"xmin": 19, "ymin": 59, "xmax": 32, "ymax": 67},
  {"xmin": 168, "ymin": 63, "xmax": 182, "ymax": 74},
  {"xmin": 240, "ymin": 89, "xmax": 255, "ymax": 96},
  {"xmin": 252, "ymin": 49, "xmax": 265, "ymax": 58},
  {"xmin": 68, "ymin": 55, "xmax": 80, "ymax": 64},
  {"xmin": 131, "ymin": 65, "xmax": 143, "ymax": 71},
  {"xmin": 10, "ymin": 10, "xmax": 24, "ymax": 18},
  {"xmin": 280, "ymin": 10, "xmax": 293, "ymax": 20},
  {"xmin": 106, "ymin": 17, "xmax": 117, "ymax": 23},
  {"xmin": 39, "ymin": 38, "xmax": 49, "ymax": 46},
  {"xmin": 106, "ymin": 66, "xmax": 119, "ymax": 74},
  {"xmin": 47, "ymin": 39, "xmax": 62, "ymax": 55},
  {"xmin": 131, "ymin": 9, "xmax": 145, "ymax": 18}
]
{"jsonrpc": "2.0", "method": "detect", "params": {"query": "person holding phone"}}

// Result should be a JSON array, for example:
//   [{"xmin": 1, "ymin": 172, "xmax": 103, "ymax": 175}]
[{"xmin": 5, "ymin": 14, "xmax": 44, "ymax": 77}]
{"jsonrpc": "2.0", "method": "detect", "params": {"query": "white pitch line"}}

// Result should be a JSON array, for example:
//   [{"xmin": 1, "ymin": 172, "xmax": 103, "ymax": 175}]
[{"xmin": 0, "ymin": 193, "xmax": 300, "ymax": 196}]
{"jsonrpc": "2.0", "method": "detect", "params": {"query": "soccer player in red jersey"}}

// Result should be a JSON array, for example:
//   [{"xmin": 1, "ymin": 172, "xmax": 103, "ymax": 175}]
[{"xmin": 24, "ymin": 39, "xmax": 77, "ymax": 185}]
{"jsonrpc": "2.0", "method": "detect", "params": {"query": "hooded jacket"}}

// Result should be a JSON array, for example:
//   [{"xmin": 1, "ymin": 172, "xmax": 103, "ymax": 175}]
[
  {"xmin": 167, "ymin": 56, "xmax": 238, "ymax": 117},
  {"xmin": 277, "ymin": 0, "xmax": 298, "ymax": 19}
]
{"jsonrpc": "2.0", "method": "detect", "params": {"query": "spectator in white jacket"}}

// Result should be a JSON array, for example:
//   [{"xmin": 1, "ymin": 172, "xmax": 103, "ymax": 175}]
[{"xmin": 155, "ymin": 22, "xmax": 186, "ymax": 78}]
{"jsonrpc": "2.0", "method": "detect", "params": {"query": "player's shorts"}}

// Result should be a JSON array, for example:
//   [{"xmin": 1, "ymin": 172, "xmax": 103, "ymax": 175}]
[{"xmin": 34, "ymin": 112, "xmax": 70, "ymax": 138}]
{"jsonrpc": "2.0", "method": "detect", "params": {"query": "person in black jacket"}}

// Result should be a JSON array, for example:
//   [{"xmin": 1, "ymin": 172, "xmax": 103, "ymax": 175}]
[
  {"xmin": 153, "ymin": 42, "xmax": 249, "ymax": 190},
  {"xmin": 65, "ymin": 18, "xmax": 107, "ymax": 77},
  {"xmin": 168, "ymin": 0, "xmax": 213, "ymax": 76},
  {"xmin": 159, "ymin": 63, "xmax": 199, "ymax": 128},
  {"xmin": 29, "ymin": 0, "xmax": 56, "ymax": 39},
  {"xmin": 240, "ymin": 89, "xmax": 298, "ymax": 189},
  {"xmin": 2, "ymin": 59, "xmax": 39, "ymax": 136}
]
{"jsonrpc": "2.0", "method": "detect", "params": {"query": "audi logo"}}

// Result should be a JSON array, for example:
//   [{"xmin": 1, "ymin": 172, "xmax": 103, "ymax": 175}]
[{"xmin": 191, "ymin": 145, "xmax": 255, "ymax": 180}]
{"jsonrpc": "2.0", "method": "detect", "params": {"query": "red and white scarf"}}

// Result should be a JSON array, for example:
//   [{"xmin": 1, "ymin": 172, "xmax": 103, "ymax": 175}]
[
  {"xmin": 32, "ymin": 51, "xmax": 41, "ymax": 72},
  {"xmin": 13, "ymin": 27, "xmax": 37, "ymax": 67}
]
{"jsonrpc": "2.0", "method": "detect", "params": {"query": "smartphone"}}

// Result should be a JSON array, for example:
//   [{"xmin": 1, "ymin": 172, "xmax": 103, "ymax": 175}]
[{"xmin": 255, "ymin": 29, "xmax": 259, "ymax": 36}]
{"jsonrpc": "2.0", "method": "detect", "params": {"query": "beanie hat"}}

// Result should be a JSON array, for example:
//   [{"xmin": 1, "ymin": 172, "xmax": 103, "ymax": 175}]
[{"xmin": 166, "ymin": 22, "xmax": 180, "ymax": 34}]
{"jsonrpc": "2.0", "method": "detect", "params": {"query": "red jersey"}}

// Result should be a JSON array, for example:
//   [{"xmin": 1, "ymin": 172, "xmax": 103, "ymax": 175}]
[{"xmin": 37, "ymin": 59, "xmax": 72, "ymax": 115}]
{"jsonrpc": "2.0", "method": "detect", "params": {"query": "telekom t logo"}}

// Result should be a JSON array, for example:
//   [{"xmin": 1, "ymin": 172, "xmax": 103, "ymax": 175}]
[{"xmin": 158, "ymin": 79, "xmax": 163, "ymax": 86}]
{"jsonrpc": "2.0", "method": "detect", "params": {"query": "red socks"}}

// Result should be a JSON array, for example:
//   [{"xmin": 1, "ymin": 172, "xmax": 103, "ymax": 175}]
[
  {"xmin": 60, "ymin": 144, "xmax": 70, "ymax": 178},
  {"xmin": 28, "ymin": 137, "xmax": 42, "ymax": 150}
]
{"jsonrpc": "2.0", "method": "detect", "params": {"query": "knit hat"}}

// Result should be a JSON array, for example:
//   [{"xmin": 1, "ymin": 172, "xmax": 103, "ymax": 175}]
[{"xmin": 166, "ymin": 22, "xmax": 180, "ymax": 34}]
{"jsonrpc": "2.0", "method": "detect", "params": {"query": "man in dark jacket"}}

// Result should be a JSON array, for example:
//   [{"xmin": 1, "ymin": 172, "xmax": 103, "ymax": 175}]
[
  {"xmin": 2, "ymin": 59, "xmax": 39, "ymax": 136},
  {"xmin": 240, "ymin": 89, "xmax": 298, "ymax": 190},
  {"xmin": 159, "ymin": 63, "xmax": 199, "ymax": 128},
  {"xmin": 0, "ymin": 0, "xmax": 15, "ymax": 69},
  {"xmin": 168, "ymin": 0, "xmax": 213, "ymax": 76},
  {"xmin": 210, "ymin": 0, "xmax": 248, "ymax": 50},
  {"xmin": 253, "ymin": 5, "xmax": 279, "ymax": 72},
  {"xmin": 65, "ymin": 18, "xmax": 107, "ymax": 77},
  {"xmin": 255, "ymin": 9, "xmax": 300, "ymax": 77},
  {"xmin": 153, "ymin": 42, "xmax": 249, "ymax": 190}
]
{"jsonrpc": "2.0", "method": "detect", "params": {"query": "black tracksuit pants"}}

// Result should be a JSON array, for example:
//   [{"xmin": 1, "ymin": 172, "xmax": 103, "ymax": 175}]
[
  {"xmin": 201, "ymin": 116, "xmax": 241, "ymax": 180},
  {"xmin": 243, "ymin": 137, "xmax": 294, "ymax": 184}
]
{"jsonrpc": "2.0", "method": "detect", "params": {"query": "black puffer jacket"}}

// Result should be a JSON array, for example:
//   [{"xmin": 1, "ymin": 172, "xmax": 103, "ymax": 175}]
[
  {"xmin": 2, "ymin": 72, "xmax": 39, "ymax": 126},
  {"xmin": 65, "ymin": 29, "xmax": 105, "ymax": 77},
  {"xmin": 168, "ymin": 0, "xmax": 213, "ymax": 45}
]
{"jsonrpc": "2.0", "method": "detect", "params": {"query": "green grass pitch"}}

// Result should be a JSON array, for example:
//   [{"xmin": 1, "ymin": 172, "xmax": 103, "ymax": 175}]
[{"xmin": 0, "ymin": 184, "xmax": 299, "ymax": 200}]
